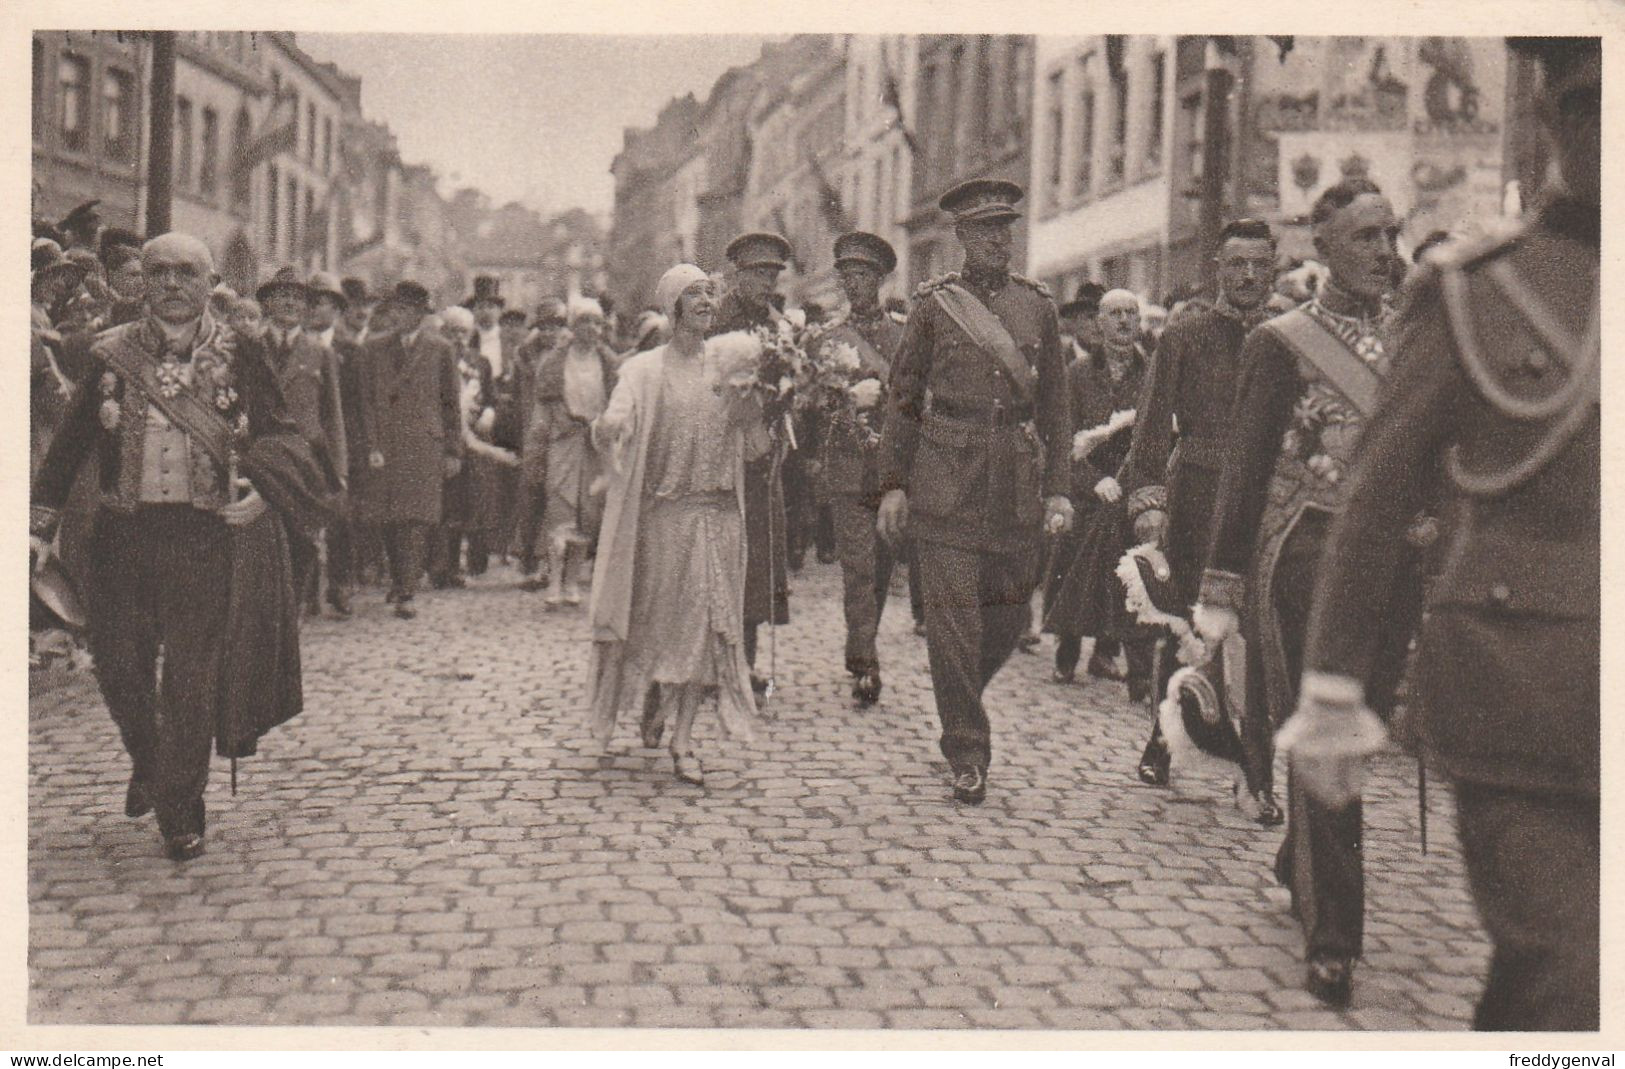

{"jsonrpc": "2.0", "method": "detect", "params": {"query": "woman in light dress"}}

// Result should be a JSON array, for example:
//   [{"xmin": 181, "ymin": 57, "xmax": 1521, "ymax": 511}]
[
  {"xmin": 586, "ymin": 264, "xmax": 769, "ymax": 785},
  {"xmin": 533, "ymin": 297, "xmax": 618, "ymax": 607}
]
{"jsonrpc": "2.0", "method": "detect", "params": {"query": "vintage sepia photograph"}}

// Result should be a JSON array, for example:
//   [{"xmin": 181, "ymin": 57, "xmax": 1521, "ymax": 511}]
[{"xmin": 20, "ymin": 2, "xmax": 1608, "ymax": 1045}]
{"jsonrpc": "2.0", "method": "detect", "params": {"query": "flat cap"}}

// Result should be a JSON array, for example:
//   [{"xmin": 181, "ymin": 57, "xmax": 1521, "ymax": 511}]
[{"xmin": 833, "ymin": 231, "xmax": 897, "ymax": 274}]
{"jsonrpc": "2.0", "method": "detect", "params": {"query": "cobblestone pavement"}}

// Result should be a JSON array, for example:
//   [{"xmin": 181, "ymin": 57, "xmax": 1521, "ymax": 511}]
[{"xmin": 29, "ymin": 559, "xmax": 1489, "ymax": 1030}]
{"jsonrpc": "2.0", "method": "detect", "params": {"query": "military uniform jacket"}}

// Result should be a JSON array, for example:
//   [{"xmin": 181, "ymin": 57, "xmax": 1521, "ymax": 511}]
[
  {"xmin": 264, "ymin": 328, "xmax": 348, "ymax": 487},
  {"xmin": 813, "ymin": 308, "xmax": 903, "ymax": 504},
  {"xmin": 877, "ymin": 270, "xmax": 1070, "ymax": 554},
  {"xmin": 1303, "ymin": 199, "xmax": 1600, "ymax": 795},
  {"xmin": 351, "ymin": 327, "xmax": 464, "ymax": 526}
]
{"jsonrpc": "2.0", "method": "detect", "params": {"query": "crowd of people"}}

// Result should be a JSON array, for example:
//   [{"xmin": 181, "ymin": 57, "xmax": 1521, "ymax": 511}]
[{"xmin": 28, "ymin": 36, "xmax": 1597, "ymax": 1034}]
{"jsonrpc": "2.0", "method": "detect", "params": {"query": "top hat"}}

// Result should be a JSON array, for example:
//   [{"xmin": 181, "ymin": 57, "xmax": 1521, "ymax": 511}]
[
  {"xmin": 386, "ymin": 280, "xmax": 433, "ymax": 313},
  {"xmin": 833, "ymin": 231, "xmax": 898, "ymax": 275},
  {"xmin": 939, "ymin": 178, "xmax": 1025, "ymax": 224},
  {"xmin": 100, "ymin": 226, "xmax": 144, "ymax": 255},
  {"xmin": 725, "ymin": 232, "xmax": 792, "ymax": 271},
  {"xmin": 1507, "ymin": 36, "xmax": 1601, "ymax": 84},
  {"xmin": 306, "ymin": 270, "xmax": 347, "ymax": 308},
  {"xmin": 256, "ymin": 266, "xmax": 308, "ymax": 303},
  {"xmin": 58, "ymin": 200, "xmax": 102, "ymax": 236},
  {"xmin": 464, "ymin": 274, "xmax": 505, "ymax": 309},
  {"xmin": 498, "ymin": 308, "xmax": 528, "ymax": 326}
]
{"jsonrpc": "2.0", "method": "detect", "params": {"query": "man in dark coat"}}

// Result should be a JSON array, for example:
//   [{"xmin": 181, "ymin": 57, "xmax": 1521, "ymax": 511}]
[
  {"xmin": 876, "ymin": 179, "xmax": 1074, "ymax": 805},
  {"xmin": 1042, "ymin": 289, "xmax": 1151, "ymax": 692},
  {"xmin": 710, "ymin": 232, "xmax": 794, "ymax": 691},
  {"xmin": 1120, "ymin": 218, "xmax": 1281, "ymax": 783},
  {"xmin": 1283, "ymin": 37, "xmax": 1600, "ymax": 1030},
  {"xmin": 812, "ymin": 231, "xmax": 905, "ymax": 705},
  {"xmin": 351, "ymin": 282, "xmax": 464, "ymax": 618},
  {"xmin": 257, "ymin": 267, "xmax": 349, "ymax": 618},
  {"xmin": 29, "ymin": 232, "xmax": 321, "ymax": 861},
  {"xmin": 1194, "ymin": 178, "xmax": 1421, "ymax": 1007}
]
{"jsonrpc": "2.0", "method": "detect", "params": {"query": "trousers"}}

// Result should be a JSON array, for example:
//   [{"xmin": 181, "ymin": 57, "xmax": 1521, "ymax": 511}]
[
  {"xmin": 916, "ymin": 540, "xmax": 1035, "ymax": 770},
  {"xmin": 1455, "ymin": 782, "xmax": 1598, "ymax": 1030},
  {"xmin": 382, "ymin": 522, "xmax": 428, "ymax": 602},
  {"xmin": 831, "ymin": 496, "xmax": 895, "ymax": 673},
  {"xmin": 88, "ymin": 506, "xmax": 231, "ymax": 839}
]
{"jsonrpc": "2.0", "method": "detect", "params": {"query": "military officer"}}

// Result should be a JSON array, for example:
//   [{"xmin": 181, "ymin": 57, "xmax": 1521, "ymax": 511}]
[
  {"xmin": 813, "ymin": 232, "xmax": 905, "ymax": 705},
  {"xmin": 877, "ymin": 179, "xmax": 1074, "ymax": 804},
  {"xmin": 1282, "ymin": 36, "xmax": 1600, "ymax": 1031},
  {"xmin": 711, "ymin": 232, "xmax": 795, "ymax": 690}
]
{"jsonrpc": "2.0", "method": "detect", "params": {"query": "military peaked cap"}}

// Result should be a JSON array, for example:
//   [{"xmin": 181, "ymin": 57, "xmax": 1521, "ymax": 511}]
[
  {"xmin": 833, "ymin": 231, "xmax": 897, "ymax": 275},
  {"xmin": 726, "ymin": 232, "xmax": 792, "ymax": 271},
  {"xmin": 939, "ymin": 178, "xmax": 1024, "ymax": 223}
]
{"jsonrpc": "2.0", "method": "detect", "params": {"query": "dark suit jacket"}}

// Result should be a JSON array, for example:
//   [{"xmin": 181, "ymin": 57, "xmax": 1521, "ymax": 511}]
[{"xmin": 351, "ymin": 326, "xmax": 463, "ymax": 526}]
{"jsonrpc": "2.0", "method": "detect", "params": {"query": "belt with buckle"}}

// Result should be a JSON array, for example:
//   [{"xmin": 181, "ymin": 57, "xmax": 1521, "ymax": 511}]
[{"xmin": 929, "ymin": 399, "xmax": 1034, "ymax": 426}]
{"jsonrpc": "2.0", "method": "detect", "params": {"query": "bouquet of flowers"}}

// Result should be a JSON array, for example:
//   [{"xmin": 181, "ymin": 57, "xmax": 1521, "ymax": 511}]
[
  {"xmin": 708, "ymin": 321, "xmax": 807, "ymax": 438},
  {"xmin": 803, "ymin": 334, "xmax": 883, "ymax": 447}
]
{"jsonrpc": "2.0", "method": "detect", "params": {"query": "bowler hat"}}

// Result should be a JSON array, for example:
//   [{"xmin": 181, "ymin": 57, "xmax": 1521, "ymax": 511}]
[
  {"xmin": 306, "ymin": 270, "xmax": 347, "ymax": 308},
  {"xmin": 498, "ymin": 308, "xmax": 527, "ymax": 326},
  {"xmin": 833, "ymin": 231, "xmax": 897, "ymax": 275},
  {"xmin": 256, "ymin": 266, "xmax": 308, "ymax": 303},
  {"xmin": 725, "ymin": 232, "xmax": 792, "ymax": 271},
  {"xmin": 340, "ymin": 276, "xmax": 372, "ymax": 306},
  {"xmin": 32, "ymin": 247, "xmax": 87, "ymax": 289},
  {"xmin": 939, "ymin": 178, "xmax": 1024, "ymax": 223},
  {"xmin": 386, "ymin": 280, "xmax": 433, "ymax": 313}
]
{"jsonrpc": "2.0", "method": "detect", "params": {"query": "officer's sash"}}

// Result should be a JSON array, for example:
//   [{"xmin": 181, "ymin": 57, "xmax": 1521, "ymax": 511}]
[
  {"xmin": 103, "ymin": 338, "xmax": 236, "ymax": 471},
  {"xmin": 930, "ymin": 284, "xmax": 1036, "ymax": 408},
  {"xmin": 1266, "ymin": 307, "xmax": 1380, "ymax": 418}
]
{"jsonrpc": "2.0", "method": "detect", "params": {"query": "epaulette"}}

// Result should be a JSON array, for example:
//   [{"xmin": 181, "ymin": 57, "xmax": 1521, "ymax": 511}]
[
  {"xmin": 913, "ymin": 272, "xmax": 961, "ymax": 299},
  {"xmin": 1010, "ymin": 274, "xmax": 1053, "ymax": 300}
]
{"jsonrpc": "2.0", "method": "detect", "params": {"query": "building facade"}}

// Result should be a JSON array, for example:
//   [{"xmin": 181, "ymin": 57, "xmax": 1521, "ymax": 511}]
[
  {"xmin": 1028, "ymin": 35, "xmax": 1178, "ymax": 305},
  {"xmin": 607, "ymin": 94, "xmax": 702, "ymax": 312},
  {"xmin": 905, "ymin": 35, "xmax": 1035, "ymax": 289},
  {"xmin": 258, "ymin": 32, "xmax": 345, "ymax": 276},
  {"xmin": 838, "ymin": 34, "xmax": 919, "ymax": 302}
]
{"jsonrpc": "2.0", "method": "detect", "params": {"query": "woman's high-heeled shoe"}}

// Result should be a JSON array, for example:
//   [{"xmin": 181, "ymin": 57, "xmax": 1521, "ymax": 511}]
[
  {"xmin": 673, "ymin": 753, "xmax": 705, "ymax": 786},
  {"xmin": 1137, "ymin": 734, "xmax": 1170, "ymax": 787}
]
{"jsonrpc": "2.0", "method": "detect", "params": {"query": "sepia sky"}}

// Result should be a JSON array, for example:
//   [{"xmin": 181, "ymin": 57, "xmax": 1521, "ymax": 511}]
[{"xmin": 299, "ymin": 33, "xmax": 780, "ymax": 220}]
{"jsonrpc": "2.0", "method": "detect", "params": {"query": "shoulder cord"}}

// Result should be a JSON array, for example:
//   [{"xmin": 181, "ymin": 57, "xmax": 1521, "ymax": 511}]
[
  {"xmin": 1442, "ymin": 260, "xmax": 1600, "ymax": 497},
  {"xmin": 1439, "ymin": 259, "xmax": 1599, "ymax": 422}
]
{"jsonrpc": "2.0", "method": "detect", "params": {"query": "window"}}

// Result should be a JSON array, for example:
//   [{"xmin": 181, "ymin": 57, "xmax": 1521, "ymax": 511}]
[
  {"xmin": 1003, "ymin": 38, "xmax": 1030, "ymax": 140},
  {"xmin": 872, "ymin": 156, "xmax": 884, "ymax": 228},
  {"xmin": 1109, "ymin": 61, "xmax": 1129, "ymax": 183},
  {"xmin": 306, "ymin": 102, "xmax": 316, "ymax": 161},
  {"xmin": 322, "ymin": 116, "xmax": 332, "ymax": 174},
  {"xmin": 305, "ymin": 186, "xmax": 317, "ymax": 257},
  {"xmin": 1182, "ymin": 91, "xmax": 1204, "ymax": 184},
  {"xmin": 288, "ymin": 89, "xmax": 300, "ymax": 157},
  {"xmin": 268, "ymin": 164, "xmax": 280, "ymax": 249},
  {"xmin": 288, "ymin": 175, "xmax": 300, "ymax": 257},
  {"xmin": 59, "ymin": 53, "xmax": 88, "ymax": 152},
  {"xmin": 231, "ymin": 106, "xmax": 253, "ymax": 207},
  {"xmin": 975, "ymin": 36, "xmax": 995, "ymax": 145},
  {"xmin": 175, "ymin": 97, "xmax": 194, "ymax": 189},
  {"xmin": 200, "ymin": 107, "xmax": 219, "ymax": 197},
  {"xmin": 1147, "ymin": 50, "xmax": 1166, "ymax": 169},
  {"xmin": 1045, "ymin": 69, "xmax": 1064, "ymax": 200},
  {"xmin": 1077, "ymin": 76, "xmax": 1096, "ymax": 198},
  {"xmin": 103, "ymin": 67, "xmax": 134, "ymax": 160},
  {"xmin": 916, "ymin": 61, "xmax": 939, "ymax": 195},
  {"xmin": 32, "ymin": 38, "xmax": 45, "ymax": 143},
  {"xmin": 945, "ymin": 42, "xmax": 964, "ymax": 168}
]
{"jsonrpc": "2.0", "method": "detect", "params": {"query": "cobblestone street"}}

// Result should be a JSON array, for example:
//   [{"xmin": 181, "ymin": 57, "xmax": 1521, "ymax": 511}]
[{"xmin": 29, "ymin": 560, "xmax": 1490, "ymax": 1031}]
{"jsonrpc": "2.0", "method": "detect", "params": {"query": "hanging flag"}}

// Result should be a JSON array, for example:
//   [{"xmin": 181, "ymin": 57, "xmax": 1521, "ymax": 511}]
[
  {"xmin": 880, "ymin": 61, "xmax": 920, "ymax": 156},
  {"xmin": 805, "ymin": 146, "xmax": 852, "ymax": 234},
  {"xmin": 235, "ymin": 87, "xmax": 298, "ymax": 177}
]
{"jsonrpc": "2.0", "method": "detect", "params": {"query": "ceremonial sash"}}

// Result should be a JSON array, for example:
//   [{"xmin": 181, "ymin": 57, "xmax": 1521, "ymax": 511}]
[
  {"xmin": 103, "ymin": 340, "xmax": 236, "ymax": 471},
  {"xmin": 930, "ymin": 284, "xmax": 1036, "ymax": 408},
  {"xmin": 831, "ymin": 323, "xmax": 890, "ymax": 378},
  {"xmin": 1267, "ymin": 308, "xmax": 1380, "ymax": 418}
]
